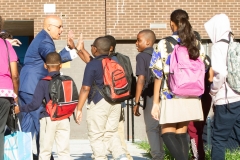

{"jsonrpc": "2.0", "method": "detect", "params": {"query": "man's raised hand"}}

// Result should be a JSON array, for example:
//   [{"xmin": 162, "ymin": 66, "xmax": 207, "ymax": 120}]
[{"xmin": 67, "ymin": 30, "xmax": 75, "ymax": 49}]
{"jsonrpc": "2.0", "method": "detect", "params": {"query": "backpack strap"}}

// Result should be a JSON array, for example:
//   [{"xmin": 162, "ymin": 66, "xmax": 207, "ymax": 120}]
[
  {"xmin": 42, "ymin": 73, "xmax": 61, "ymax": 81},
  {"xmin": 42, "ymin": 76, "xmax": 52, "ymax": 80},
  {"xmin": 217, "ymin": 32, "xmax": 233, "ymax": 44},
  {"xmin": 162, "ymin": 36, "xmax": 179, "ymax": 56},
  {"xmin": 92, "ymin": 81, "xmax": 112, "ymax": 103},
  {"xmin": 216, "ymin": 32, "xmax": 233, "ymax": 110},
  {"xmin": 164, "ymin": 36, "xmax": 178, "ymax": 46},
  {"xmin": 218, "ymin": 39, "xmax": 230, "ymax": 44}
]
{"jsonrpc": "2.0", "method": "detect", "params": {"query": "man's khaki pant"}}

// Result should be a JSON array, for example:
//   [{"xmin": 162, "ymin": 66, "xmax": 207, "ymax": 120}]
[
  {"xmin": 39, "ymin": 117, "xmax": 71, "ymax": 160},
  {"xmin": 87, "ymin": 99, "xmax": 125, "ymax": 160}
]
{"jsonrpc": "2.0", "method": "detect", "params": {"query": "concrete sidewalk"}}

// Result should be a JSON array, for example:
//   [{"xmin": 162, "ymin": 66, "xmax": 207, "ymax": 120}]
[{"xmin": 52, "ymin": 139, "xmax": 149, "ymax": 160}]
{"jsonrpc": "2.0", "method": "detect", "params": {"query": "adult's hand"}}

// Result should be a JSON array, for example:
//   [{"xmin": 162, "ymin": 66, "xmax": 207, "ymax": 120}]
[
  {"xmin": 67, "ymin": 30, "xmax": 75, "ymax": 49},
  {"xmin": 6, "ymin": 39, "xmax": 22, "ymax": 47}
]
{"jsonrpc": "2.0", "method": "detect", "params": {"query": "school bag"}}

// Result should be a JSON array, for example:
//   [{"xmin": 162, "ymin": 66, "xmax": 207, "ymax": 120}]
[
  {"xmin": 218, "ymin": 32, "xmax": 240, "ymax": 94},
  {"xmin": 42, "ymin": 74, "xmax": 78, "ymax": 121},
  {"xmin": 111, "ymin": 52, "xmax": 136, "ymax": 99},
  {"xmin": 168, "ymin": 45, "xmax": 205, "ymax": 97},
  {"xmin": 94, "ymin": 56, "xmax": 131, "ymax": 103}
]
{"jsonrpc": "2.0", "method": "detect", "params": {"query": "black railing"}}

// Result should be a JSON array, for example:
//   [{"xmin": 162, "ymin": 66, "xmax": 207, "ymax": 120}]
[{"xmin": 126, "ymin": 99, "xmax": 134, "ymax": 143}]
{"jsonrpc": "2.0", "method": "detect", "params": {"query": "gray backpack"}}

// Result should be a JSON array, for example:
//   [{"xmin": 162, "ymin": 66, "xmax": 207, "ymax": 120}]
[{"xmin": 219, "ymin": 33, "xmax": 240, "ymax": 94}]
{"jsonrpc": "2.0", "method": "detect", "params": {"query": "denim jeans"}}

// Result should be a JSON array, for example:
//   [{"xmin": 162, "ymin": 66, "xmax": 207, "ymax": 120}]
[{"xmin": 211, "ymin": 100, "xmax": 240, "ymax": 160}]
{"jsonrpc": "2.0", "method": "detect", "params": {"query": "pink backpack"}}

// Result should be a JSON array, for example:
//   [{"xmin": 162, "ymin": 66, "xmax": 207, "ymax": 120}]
[{"xmin": 168, "ymin": 45, "xmax": 205, "ymax": 97}]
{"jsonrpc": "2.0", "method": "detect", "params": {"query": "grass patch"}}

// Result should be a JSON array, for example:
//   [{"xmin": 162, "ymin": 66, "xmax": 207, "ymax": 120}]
[
  {"xmin": 135, "ymin": 141, "xmax": 175, "ymax": 160},
  {"xmin": 135, "ymin": 141, "xmax": 152, "ymax": 159},
  {"xmin": 135, "ymin": 141, "xmax": 240, "ymax": 160}
]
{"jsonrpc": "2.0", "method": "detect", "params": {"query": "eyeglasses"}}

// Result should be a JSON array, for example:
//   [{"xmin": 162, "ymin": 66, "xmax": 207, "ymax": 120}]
[{"xmin": 50, "ymin": 24, "xmax": 63, "ymax": 29}]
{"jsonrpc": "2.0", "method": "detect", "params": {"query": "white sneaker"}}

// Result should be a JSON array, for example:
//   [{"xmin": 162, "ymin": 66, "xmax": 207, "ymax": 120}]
[{"xmin": 116, "ymin": 154, "xmax": 128, "ymax": 160}]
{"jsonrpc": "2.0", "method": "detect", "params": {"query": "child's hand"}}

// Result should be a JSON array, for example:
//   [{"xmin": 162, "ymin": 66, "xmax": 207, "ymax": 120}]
[
  {"xmin": 76, "ymin": 33, "xmax": 84, "ymax": 52},
  {"xmin": 133, "ymin": 105, "xmax": 141, "ymax": 116},
  {"xmin": 75, "ymin": 109, "xmax": 82, "ymax": 125},
  {"xmin": 151, "ymin": 103, "xmax": 160, "ymax": 120},
  {"xmin": 14, "ymin": 105, "xmax": 20, "ymax": 114}
]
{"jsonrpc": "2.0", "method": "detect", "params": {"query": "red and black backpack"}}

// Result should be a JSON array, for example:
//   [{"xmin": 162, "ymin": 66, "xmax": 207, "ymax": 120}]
[
  {"xmin": 42, "ymin": 74, "xmax": 78, "ymax": 121},
  {"xmin": 94, "ymin": 56, "xmax": 131, "ymax": 103}
]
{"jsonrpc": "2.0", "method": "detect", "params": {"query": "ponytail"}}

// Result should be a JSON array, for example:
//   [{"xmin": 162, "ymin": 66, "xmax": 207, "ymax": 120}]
[{"xmin": 178, "ymin": 17, "xmax": 199, "ymax": 60}]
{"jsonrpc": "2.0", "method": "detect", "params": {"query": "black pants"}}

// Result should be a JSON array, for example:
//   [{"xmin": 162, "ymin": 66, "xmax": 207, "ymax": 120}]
[{"xmin": 0, "ymin": 97, "xmax": 11, "ymax": 159}]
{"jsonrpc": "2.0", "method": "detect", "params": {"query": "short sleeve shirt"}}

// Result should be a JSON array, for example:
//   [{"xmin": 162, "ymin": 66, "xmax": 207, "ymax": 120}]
[
  {"xmin": 136, "ymin": 47, "xmax": 154, "ymax": 97},
  {"xmin": 82, "ymin": 54, "xmax": 108, "ymax": 104},
  {"xmin": 0, "ymin": 39, "xmax": 18, "ymax": 97}
]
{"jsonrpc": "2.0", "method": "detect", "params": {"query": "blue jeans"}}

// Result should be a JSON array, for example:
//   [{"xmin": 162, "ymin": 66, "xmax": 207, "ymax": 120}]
[{"xmin": 211, "ymin": 101, "xmax": 240, "ymax": 160}]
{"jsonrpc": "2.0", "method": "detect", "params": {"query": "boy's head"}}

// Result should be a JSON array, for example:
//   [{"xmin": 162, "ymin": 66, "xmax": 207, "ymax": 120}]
[
  {"xmin": 91, "ymin": 37, "xmax": 111, "ymax": 57},
  {"xmin": 44, "ymin": 52, "xmax": 62, "ymax": 72},
  {"xmin": 136, "ymin": 29, "xmax": 156, "ymax": 52},
  {"xmin": 104, "ymin": 35, "xmax": 116, "ymax": 54}
]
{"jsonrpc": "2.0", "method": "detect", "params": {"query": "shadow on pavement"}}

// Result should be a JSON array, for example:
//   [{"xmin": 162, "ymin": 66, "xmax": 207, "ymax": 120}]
[{"xmin": 54, "ymin": 153, "xmax": 150, "ymax": 160}]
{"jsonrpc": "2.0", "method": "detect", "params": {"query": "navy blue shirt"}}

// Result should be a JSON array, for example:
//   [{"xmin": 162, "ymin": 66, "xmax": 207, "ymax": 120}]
[
  {"xmin": 20, "ymin": 71, "xmax": 60, "ymax": 119},
  {"xmin": 136, "ymin": 47, "xmax": 154, "ymax": 97},
  {"xmin": 82, "ymin": 54, "xmax": 108, "ymax": 104}
]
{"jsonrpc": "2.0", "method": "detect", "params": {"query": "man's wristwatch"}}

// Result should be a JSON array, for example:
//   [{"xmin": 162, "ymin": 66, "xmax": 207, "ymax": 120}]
[{"xmin": 75, "ymin": 48, "xmax": 81, "ymax": 53}]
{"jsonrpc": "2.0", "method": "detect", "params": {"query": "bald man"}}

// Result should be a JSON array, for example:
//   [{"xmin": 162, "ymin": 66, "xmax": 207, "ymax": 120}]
[{"xmin": 18, "ymin": 15, "xmax": 81, "ymax": 159}]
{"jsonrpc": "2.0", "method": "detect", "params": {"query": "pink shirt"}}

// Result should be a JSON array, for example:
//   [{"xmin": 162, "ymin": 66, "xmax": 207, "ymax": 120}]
[{"xmin": 0, "ymin": 39, "xmax": 18, "ymax": 98}]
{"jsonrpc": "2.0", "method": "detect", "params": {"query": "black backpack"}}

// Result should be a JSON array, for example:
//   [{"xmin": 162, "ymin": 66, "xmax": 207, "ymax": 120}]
[{"xmin": 43, "ymin": 74, "xmax": 79, "ymax": 121}]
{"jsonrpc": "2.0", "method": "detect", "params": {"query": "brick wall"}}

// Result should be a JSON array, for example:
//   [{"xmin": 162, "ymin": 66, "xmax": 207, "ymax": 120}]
[
  {"xmin": 1, "ymin": 0, "xmax": 240, "ymax": 40},
  {"xmin": 1, "ymin": 0, "xmax": 106, "ymax": 39},
  {"xmin": 106, "ymin": 0, "xmax": 240, "ymax": 39}
]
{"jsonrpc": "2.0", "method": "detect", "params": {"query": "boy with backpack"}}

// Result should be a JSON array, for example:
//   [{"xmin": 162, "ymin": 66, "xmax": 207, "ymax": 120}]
[
  {"xmin": 76, "ymin": 34, "xmax": 134, "ymax": 160},
  {"xmin": 133, "ymin": 29, "xmax": 164, "ymax": 160},
  {"xmin": 105, "ymin": 35, "xmax": 134, "ymax": 160},
  {"xmin": 75, "ymin": 37, "xmax": 128, "ymax": 160},
  {"xmin": 14, "ymin": 52, "xmax": 76, "ymax": 160}
]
